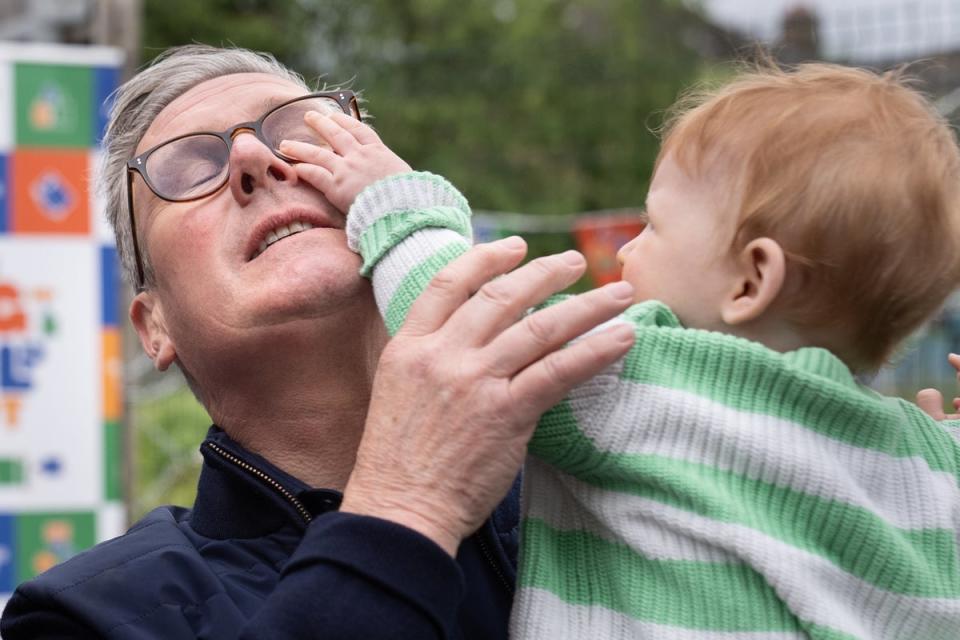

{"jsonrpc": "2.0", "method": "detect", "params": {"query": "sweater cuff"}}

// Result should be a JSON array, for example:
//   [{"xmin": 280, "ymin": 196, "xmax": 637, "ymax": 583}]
[
  {"xmin": 287, "ymin": 511, "xmax": 466, "ymax": 635},
  {"xmin": 347, "ymin": 171, "xmax": 472, "ymax": 276}
]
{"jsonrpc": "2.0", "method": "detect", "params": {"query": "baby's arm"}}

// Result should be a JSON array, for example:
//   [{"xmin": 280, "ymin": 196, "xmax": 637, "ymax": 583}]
[{"xmin": 282, "ymin": 112, "xmax": 473, "ymax": 333}]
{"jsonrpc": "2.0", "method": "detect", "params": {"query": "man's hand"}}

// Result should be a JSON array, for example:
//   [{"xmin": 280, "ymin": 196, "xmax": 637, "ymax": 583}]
[
  {"xmin": 916, "ymin": 353, "xmax": 960, "ymax": 420},
  {"xmin": 279, "ymin": 112, "xmax": 412, "ymax": 214},
  {"xmin": 340, "ymin": 238, "xmax": 636, "ymax": 555}
]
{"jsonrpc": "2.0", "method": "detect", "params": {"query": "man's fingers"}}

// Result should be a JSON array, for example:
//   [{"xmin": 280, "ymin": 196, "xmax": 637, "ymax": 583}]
[
  {"xmin": 444, "ymin": 250, "xmax": 588, "ymax": 346},
  {"xmin": 330, "ymin": 111, "xmax": 382, "ymax": 145},
  {"xmin": 398, "ymin": 237, "xmax": 529, "ymax": 337},
  {"xmin": 486, "ymin": 281, "xmax": 634, "ymax": 376},
  {"xmin": 917, "ymin": 388, "xmax": 947, "ymax": 420},
  {"xmin": 305, "ymin": 111, "xmax": 361, "ymax": 155},
  {"xmin": 508, "ymin": 323, "xmax": 635, "ymax": 421}
]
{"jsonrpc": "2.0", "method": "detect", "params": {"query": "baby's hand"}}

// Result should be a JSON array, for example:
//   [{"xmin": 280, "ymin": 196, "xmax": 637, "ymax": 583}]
[
  {"xmin": 916, "ymin": 353, "xmax": 960, "ymax": 420},
  {"xmin": 278, "ymin": 111, "xmax": 412, "ymax": 214}
]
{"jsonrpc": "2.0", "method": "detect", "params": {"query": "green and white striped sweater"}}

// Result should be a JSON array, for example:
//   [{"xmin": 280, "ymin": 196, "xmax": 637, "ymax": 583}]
[{"xmin": 346, "ymin": 171, "xmax": 960, "ymax": 639}]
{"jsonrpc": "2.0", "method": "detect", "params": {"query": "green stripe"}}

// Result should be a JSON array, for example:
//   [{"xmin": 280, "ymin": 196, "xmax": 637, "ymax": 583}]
[
  {"xmin": 520, "ymin": 518, "xmax": 815, "ymax": 634},
  {"xmin": 0, "ymin": 458, "xmax": 23, "ymax": 484},
  {"xmin": 104, "ymin": 420, "xmax": 122, "ymax": 501},
  {"xmin": 532, "ymin": 401, "xmax": 960, "ymax": 597},
  {"xmin": 384, "ymin": 242, "xmax": 469, "ymax": 335},
  {"xmin": 617, "ymin": 302, "xmax": 957, "ymax": 469},
  {"xmin": 358, "ymin": 207, "xmax": 471, "ymax": 276}
]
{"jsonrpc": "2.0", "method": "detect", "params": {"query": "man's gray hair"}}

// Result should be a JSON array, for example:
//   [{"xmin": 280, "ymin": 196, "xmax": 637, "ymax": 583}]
[{"xmin": 98, "ymin": 44, "xmax": 309, "ymax": 288}]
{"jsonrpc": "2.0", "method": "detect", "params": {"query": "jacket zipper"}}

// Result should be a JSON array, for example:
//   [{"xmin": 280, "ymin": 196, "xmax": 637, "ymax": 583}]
[
  {"xmin": 204, "ymin": 441, "xmax": 313, "ymax": 524},
  {"xmin": 476, "ymin": 524, "xmax": 513, "ymax": 594}
]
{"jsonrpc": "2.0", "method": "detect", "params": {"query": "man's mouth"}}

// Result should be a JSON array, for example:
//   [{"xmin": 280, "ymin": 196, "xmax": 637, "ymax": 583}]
[{"xmin": 252, "ymin": 220, "xmax": 317, "ymax": 259}]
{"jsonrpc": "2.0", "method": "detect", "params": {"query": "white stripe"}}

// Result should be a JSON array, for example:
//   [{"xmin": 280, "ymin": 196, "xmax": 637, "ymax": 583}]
[
  {"xmin": 524, "ymin": 456, "xmax": 731, "ymax": 562},
  {"xmin": 566, "ymin": 380, "xmax": 959, "ymax": 530},
  {"xmin": 511, "ymin": 586, "xmax": 808, "ymax": 640},
  {"xmin": 372, "ymin": 228, "xmax": 467, "ymax": 318},
  {"xmin": 944, "ymin": 423, "xmax": 960, "ymax": 446},
  {"xmin": 521, "ymin": 459, "xmax": 960, "ymax": 640}
]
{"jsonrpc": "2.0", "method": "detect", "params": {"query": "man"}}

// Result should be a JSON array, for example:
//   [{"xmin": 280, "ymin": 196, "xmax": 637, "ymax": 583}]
[{"xmin": 0, "ymin": 45, "xmax": 634, "ymax": 638}]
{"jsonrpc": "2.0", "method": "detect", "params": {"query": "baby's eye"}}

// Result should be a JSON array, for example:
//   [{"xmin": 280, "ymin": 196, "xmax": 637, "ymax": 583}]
[{"xmin": 637, "ymin": 210, "xmax": 649, "ymax": 224}]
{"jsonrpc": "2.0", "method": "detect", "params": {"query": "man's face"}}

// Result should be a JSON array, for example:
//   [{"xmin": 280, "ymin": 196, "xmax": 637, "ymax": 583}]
[
  {"xmin": 617, "ymin": 153, "xmax": 740, "ymax": 331},
  {"xmin": 131, "ymin": 73, "xmax": 372, "ymax": 370}
]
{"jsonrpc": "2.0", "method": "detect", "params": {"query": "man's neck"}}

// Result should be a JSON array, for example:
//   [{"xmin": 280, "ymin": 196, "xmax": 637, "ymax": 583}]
[{"xmin": 194, "ymin": 312, "xmax": 388, "ymax": 491}]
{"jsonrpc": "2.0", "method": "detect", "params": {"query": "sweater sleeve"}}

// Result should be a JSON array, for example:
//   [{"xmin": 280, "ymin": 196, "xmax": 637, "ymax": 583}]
[{"xmin": 346, "ymin": 171, "xmax": 473, "ymax": 336}]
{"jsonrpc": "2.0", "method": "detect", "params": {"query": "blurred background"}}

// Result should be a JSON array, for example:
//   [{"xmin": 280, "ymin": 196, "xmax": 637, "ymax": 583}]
[{"xmin": 1, "ymin": 0, "xmax": 960, "ymax": 598}]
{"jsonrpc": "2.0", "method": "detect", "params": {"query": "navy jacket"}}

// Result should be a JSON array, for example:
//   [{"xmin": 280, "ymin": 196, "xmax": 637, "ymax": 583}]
[{"xmin": 1, "ymin": 427, "xmax": 519, "ymax": 639}]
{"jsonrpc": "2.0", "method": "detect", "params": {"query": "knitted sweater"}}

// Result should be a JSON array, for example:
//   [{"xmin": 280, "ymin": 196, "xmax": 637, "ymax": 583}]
[{"xmin": 346, "ymin": 171, "xmax": 960, "ymax": 640}]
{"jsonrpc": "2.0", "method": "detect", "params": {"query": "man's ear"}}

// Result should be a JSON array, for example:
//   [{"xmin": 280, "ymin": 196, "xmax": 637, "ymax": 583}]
[
  {"xmin": 721, "ymin": 237, "xmax": 786, "ymax": 326},
  {"xmin": 130, "ymin": 291, "xmax": 177, "ymax": 371}
]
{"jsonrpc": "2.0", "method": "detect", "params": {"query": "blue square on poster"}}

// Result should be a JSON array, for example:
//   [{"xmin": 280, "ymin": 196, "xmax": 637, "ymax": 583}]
[
  {"xmin": 0, "ymin": 514, "xmax": 14, "ymax": 592},
  {"xmin": 101, "ymin": 245, "xmax": 120, "ymax": 327},
  {"xmin": 0, "ymin": 154, "xmax": 8, "ymax": 233},
  {"xmin": 93, "ymin": 66, "xmax": 120, "ymax": 145}
]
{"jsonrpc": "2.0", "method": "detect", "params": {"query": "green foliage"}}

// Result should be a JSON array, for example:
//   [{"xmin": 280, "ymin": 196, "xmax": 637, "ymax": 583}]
[
  {"xmin": 315, "ymin": 0, "xmax": 703, "ymax": 217},
  {"xmin": 142, "ymin": 0, "xmax": 320, "ymax": 69},
  {"xmin": 132, "ymin": 387, "xmax": 208, "ymax": 519}
]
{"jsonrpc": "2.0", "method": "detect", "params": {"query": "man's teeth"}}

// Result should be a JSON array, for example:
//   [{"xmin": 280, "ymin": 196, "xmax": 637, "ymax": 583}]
[{"xmin": 256, "ymin": 221, "xmax": 315, "ymax": 256}]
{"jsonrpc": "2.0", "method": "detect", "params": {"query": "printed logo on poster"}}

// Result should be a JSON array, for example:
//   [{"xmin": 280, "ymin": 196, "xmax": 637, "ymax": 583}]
[
  {"xmin": 14, "ymin": 512, "xmax": 94, "ymax": 584},
  {"xmin": 0, "ymin": 278, "xmax": 57, "ymax": 431},
  {"xmin": 14, "ymin": 63, "xmax": 93, "ymax": 148},
  {"xmin": 28, "ymin": 83, "xmax": 77, "ymax": 136},
  {"xmin": 11, "ymin": 149, "xmax": 89, "ymax": 235}
]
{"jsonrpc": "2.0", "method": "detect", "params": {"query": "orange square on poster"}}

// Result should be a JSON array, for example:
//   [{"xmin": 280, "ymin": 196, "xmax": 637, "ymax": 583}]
[{"xmin": 11, "ymin": 149, "xmax": 90, "ymax": 235}]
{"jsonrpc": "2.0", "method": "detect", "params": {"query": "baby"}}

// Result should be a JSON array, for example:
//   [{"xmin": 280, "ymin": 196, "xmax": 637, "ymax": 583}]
[{"xmin": 282, "ymin": 63, "xmax": 960, "ymax": 639}]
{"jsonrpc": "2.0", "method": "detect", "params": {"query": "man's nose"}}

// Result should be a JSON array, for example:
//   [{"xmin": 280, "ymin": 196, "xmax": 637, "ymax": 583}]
[{"xmin": 227, "ymin": 130, "xmax": 298, "ymax": 203}]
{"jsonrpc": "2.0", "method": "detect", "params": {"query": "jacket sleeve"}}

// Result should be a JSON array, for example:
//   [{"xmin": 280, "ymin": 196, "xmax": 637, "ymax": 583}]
[
  {"xmin": 346, "ymin": 171, "xmax": 473, "ymax": 336},
  {"xmin": 241, "ymin": 513, "xmax": 467, "ymax": 639},
  {"xmin": 1, "ymin": 513, "xmax": 467, "ymax": 640},
  {"xmin": 1, "ymin": 592, "xmax": 100, "ymax": 639}
]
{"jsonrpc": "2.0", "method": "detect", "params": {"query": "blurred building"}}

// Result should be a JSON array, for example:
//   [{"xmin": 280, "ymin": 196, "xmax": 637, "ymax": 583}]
[{"xmin": 0, "ymin": 0, "xmax": 140, "ymax": 76}]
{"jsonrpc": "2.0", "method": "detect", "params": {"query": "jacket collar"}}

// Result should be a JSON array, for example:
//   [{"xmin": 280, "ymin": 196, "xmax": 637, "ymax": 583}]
[{"xmin": 190, "ymin": 426, "xmax": 342, "ymax": 539}]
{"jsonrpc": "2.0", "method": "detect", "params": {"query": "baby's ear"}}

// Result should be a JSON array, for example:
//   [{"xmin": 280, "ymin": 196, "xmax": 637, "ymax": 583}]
[{"xmin": 721, "ymin": 238, "xmax": 786, "ymax": 326}]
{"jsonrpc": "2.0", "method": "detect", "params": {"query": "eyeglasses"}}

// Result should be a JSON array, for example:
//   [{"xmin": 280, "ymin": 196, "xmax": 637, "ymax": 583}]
[{"xmin": 125, "ymin": 90, "xmax": 360, "ymax": 290}]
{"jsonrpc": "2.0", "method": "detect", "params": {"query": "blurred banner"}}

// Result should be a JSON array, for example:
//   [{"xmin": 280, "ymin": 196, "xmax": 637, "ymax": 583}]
[
  {"xmin": 473, "ymin": 209, "xmax": 644, "ymax": 287},
  {"xmin": 572, "ymin": 213, "xmax": 644, "ymax": 286},
  {"xmin": 0, "ymin": 41, "xmax": 124, "ymax": 611}
]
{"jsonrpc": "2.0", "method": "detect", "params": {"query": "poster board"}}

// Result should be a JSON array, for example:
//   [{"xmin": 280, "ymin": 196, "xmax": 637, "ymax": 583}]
[{"xmin": 0, "ymin": 41, "xmax": 125, "ymax": 615}]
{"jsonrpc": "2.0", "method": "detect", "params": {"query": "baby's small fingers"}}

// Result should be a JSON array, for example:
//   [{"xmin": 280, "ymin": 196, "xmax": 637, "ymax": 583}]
[
  {"xmin": 329, "ymin": 112, "xmax": 382, "ymax": 145},
  {"xmin": 291, "ymin": 162, "xmax": 334, "ymax": 193},
  {"xmin": 279, "ymin": 140, "xmax": 340, "ymax": 165},
  {"xmin": 304, "ymin": 111, "xmax": 360, "ymax": 154}
]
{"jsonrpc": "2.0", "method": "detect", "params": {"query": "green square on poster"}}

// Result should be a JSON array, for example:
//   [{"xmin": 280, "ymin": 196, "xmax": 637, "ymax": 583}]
[
  {"xmin": 15, "ymin": 63, "xmax": 94, "ymax": 148},
  {"xmin": 15, "ymin": 511, "xmax": 95, "ymax": 583}
]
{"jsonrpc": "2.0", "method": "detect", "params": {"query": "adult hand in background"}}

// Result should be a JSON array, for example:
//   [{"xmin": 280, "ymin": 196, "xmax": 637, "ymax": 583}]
[
  {"xmin": 916, "ymin": 353, "xmax": 960, "ymax": 420},
  {"xmin": 341, "ymin": 237, "xmax": 636, "ymax": 555}
]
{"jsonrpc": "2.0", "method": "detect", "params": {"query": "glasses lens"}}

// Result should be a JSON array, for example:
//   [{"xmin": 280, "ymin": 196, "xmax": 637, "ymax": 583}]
[
  {"xmin": 262, "ymin": 96, "xmax": 345, "ymax": 154},
  {"xmin": 145, "ymin": 134, "xmax": 229, "ymax": 200}
]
